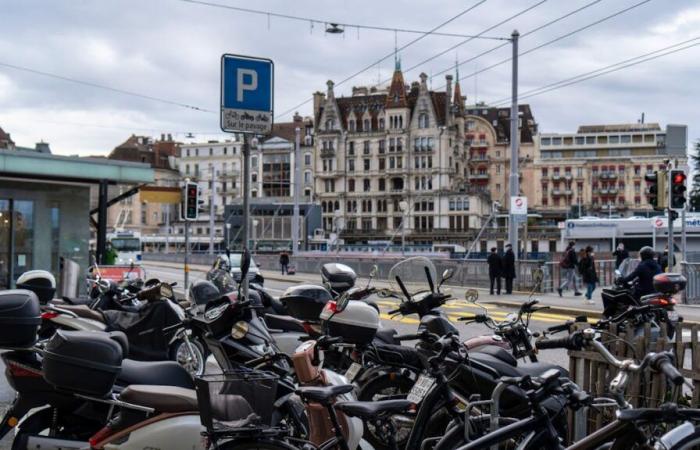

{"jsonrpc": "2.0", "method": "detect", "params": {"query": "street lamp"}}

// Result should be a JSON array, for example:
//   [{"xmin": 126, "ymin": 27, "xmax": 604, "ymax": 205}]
[
  {"xmin": 333, "ymin": 209, "xmax": 343, "ymax": 253},
  {"xmin": 399, "ymin": 200, "xmax": 409, "ymax": 255},
  {"xmin": 225, "ymin": 223, "xmax": 231, "ymax": 250}
]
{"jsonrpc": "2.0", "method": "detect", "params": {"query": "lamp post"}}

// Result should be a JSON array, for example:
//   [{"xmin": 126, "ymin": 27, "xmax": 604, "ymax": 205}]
[
  {"xmin": 399, "ymin": 200, "xmax": 409, "ymax": 255},
  {"xmin": 225, "ymin": 223, "xmax": 231, "ymax": 250}
]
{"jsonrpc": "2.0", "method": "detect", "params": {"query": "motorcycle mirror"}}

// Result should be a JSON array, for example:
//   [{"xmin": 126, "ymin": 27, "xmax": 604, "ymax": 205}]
[
  {"xmin": 336, "ymin": 292, "xmax": 350, "ymax": 313},
  {"xmin": 614, "ymin": 269, "xmax": 621, "ymax": 277},
  {"xmin": 241, "ymin": 248, "xmax": 251, "ymax": 279},
  {"xmin": 439, "ymin": 268, "xmax": 454, "ymax": 288},
  {"xmin": 160, "ymin": 283, "xmax": 174, "ymax": 299},
  {"xmin": 465, "ymin": 289, "xmax": 479, "ymax": 303},
  {"xmin": 369, "ymin": 265, "xmax": 378, "ymax": 279}
]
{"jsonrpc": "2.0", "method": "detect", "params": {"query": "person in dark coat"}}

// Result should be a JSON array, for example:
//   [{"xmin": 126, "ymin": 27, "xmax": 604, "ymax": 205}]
[
  {"xmin": 622, "ymin": 246, "xmax": 662, "ymax": 300},
  {"xmin": 658, "ymin": 246, "xmax": 674, "ymax": 273},
  {"xmin": 487, "ymin": 247, "xmax": 502, "ymax": 295},
  {"xmin": 612, "ymin": 243, "xmax": 629, "ymax": 269},
  {"xmin": 502, "ymin": 244, "xmax": 516, "ymax": 294},
  {"xmin": 279, "ymin": 251, "xmax": 290, "ymax": 275},
  {"xmin": 579, "ymin": 246, "xmax": 598, "ymax": 304}
]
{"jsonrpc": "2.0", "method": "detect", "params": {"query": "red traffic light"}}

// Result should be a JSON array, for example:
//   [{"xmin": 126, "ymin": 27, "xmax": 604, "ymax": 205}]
[{"xmin": 673, "ymin": 172, "xmax": 686, "ymax": 184}]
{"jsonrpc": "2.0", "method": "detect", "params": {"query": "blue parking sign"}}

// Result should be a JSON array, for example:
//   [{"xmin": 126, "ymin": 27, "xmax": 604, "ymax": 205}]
[{"xmin": 220, "ymin": 54, "xmax": 274, "ymax": 134}]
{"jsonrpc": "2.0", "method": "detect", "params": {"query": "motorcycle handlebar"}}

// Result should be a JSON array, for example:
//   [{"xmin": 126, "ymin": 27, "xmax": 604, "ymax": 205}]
[
  {"xmin": 457, "ymin": 313, "xmax": 489, "ymax": 323},
  {"xmin": 535, "ymin": 333, "xmax": 584, "ymax": 351},
  {"xmin": 388, "ymin": 308, "xmax": 401, "ymax": 315},
  {"xmin": 546, "ymin": 322, "xmax": 572, "ymax": 333},
  {"xmin": 649, "ymin": 353, "xmax": 684, "ymax": 386}
]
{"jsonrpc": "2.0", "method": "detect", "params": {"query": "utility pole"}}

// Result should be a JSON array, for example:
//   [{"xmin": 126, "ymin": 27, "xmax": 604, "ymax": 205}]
[
  {"xmin": 184, "ymin": 220, "xmax": 190, "ymax": 293},
  {"xmin": 208, "ymin": 169, "xmax": 215, "ymax": 255},
  {"xmin": 292, "ymin": 127, "xmax": 301, "ymax": 254},
  {"xmin": 241, "ymin": 134, "xmax": 250, "ymax": 298},
  {"xmin": 507, "ymin": 30, "xmax": 520, "ymax": 259},
  {"xmin": 667, "ymin": 168, "xmax": 673, "ymax": 272}
]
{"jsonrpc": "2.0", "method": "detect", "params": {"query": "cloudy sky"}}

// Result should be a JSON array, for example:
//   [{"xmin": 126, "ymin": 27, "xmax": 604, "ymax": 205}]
[{"xmin": 1, "ymin": 0, "xmax": 698, "ymax": 155}]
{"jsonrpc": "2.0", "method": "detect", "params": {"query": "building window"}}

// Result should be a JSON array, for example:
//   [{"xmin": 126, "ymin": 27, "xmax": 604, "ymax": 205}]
[
  {"xmin": 397, "ymin": 138, "xmax": 403, "ymax": 152},
  {"xmin": 363, "ymin": 179, "xmax": 370, "ymax": 192},
  {"xmin": 363, "ymin": 141, "xmax": 370, "ymax": 154},
  {"xmin": 349, "ymin": 120, "xmax": 355, "ymax": 132},
  {"xmin": 348, "ymin": 141, "xmax": 355, "ymax": 155},
  {"xmin": 379, "ymin": 118, "xmax": 385, "ymax": 130},
  {"xmin": 363, "ymin": 159, "xmax": 370, "ymax": 171},
  {"xmin": 348, "ymin": 159, "xmax": 355, "ymax": 172},
  {"xmin": 378, "ymin": 178, "xmax": 385, "ymax": 191},
  {"xmin": 363, "ymin": 119, "xmax": 370, "ymax": 131},
  {"xmin": 304, "ymin": 153, "xmax": 311, "ymax": 166},
  {"xmin": 378, "ymin": 140, "xmax": 385, "ymax": 153},
  {"xmin": 418, "ymin": 113, "xmax": 429, "ymax": 129},
  {"xmin": 348, "ymin": 179, "xmax": 355, "ymax": 192},
  {"xmin": 379, "ymin": 158, "xmax": 386, "ymax": 171}
]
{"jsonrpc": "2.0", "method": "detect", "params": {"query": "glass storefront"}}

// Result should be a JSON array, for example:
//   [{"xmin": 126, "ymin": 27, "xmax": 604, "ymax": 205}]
[{"xmin": 0, "ymin": 199, "xmax": 35, "ymax": 289}]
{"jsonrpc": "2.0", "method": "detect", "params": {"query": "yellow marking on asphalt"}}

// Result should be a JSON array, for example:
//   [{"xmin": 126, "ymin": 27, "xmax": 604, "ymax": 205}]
[{"xmin": 379, "ymin": 313, "xmax": 420, "ymax": 324}]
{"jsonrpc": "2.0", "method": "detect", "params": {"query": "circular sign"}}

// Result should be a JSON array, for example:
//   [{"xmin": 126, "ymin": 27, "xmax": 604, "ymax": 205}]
[
  {"xmin": 655, "ymin": 218, "xmax": 663, "ymax": 228},
  {"xmin": 515, "ymin": 198, "xmax": 523, "ymax": 208}
]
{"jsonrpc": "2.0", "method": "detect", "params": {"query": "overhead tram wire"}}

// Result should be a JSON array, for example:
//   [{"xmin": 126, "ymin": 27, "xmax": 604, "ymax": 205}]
[
  {"xmin": 378, "ymin": 0, "xmax": 548, "ymax": 86},
  {"xmin": 486, "ymin": 37, "xmax": 700, "ymax": 106},
  {"xmin": 177, "ymin": 0, "xmax": 507, "ymax": 41},
  {"xmin": 0, "ymin": 61, "xmax": 215, "ymax": 113},
  {"xmin": 274, "ymin": 0, "xmax": 489, "ymax": 120},
  {"xmin": 428, "ymin": 0, "xmax": 605, "ymax": 81},
  {"xmin": 434, "ymin": 0, "xmax": 653, "ymax": 91}
]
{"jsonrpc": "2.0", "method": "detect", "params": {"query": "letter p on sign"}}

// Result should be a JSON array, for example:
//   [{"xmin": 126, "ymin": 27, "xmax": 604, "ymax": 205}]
[{"xmin": 236, "ymin": 69, "xmax": 258, "ymax": 102}]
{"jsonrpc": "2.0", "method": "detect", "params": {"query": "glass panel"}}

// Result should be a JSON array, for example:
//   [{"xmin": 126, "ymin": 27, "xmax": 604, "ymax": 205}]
[
  {"xmin": 13, "ymin": 200, "xmax": 34, "ymax": 285},
  {"xmin": 0, "ymin": 200, "xmax": 9, "ymax": 289},
  {"xmin": 51, "ymin": 205, "xmax": 60, "ymax": 276}
]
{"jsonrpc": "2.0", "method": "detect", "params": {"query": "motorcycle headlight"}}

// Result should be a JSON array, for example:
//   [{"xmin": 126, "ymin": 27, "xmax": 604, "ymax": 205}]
[{"xmin": 231, "ymin": 321, "xmax": 249, "ymax": 339}]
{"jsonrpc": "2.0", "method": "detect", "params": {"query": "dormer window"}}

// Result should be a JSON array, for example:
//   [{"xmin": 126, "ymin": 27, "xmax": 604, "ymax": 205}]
[
  {"xmin": 349, "ymin": 120, "xmax": 355, "ymax": 132},
  {"xmin": 363, "ymin": 119, "xmax": 370, "ymax": 131},
  {"xmin": 418, "ymin": 113, "xmax": 429, "ymax": 129},
  {"xmin": 325, "ymin": 119, "xmax": 334, "ymax": 130}
]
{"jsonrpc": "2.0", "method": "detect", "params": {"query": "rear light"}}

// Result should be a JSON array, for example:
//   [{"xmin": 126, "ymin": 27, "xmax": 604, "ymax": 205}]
[
  {"xmin": 41, "ymin": 311, "xmax": 60, "ymax": 320},
  {"xmin": 6, "ymin": 361, "xmax": 42, "ymax": 378},
  {"xmin": 226, "ymin": 292, "xmax": 238, "ymax": 305},
  {"xmin": 324, "ymin": 300, "xmax": 338, "ymax": 314},
  {"xmin": 648, "ymin": 297, "xmax": 676, "ymax": 307},
  {"xmin": 302, "ymin": 322, "xmax": 316, "ymax": 335},
  {"xmin": 89, "ymin": 426, "xmax": 117, "ymax": 447}
]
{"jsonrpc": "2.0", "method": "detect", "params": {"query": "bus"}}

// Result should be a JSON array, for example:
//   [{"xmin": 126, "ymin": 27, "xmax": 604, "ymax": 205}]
[{"xmin": 108, "ymin": 231, "xmax": 142, "ymax": 265}]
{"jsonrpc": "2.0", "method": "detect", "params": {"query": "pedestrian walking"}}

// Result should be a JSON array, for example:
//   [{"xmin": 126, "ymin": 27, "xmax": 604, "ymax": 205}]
[
  {"xmin": 503, "ymin": 244, "xmax": 516, "ymax": 294},
  {"xmin": 279, "ymin": 251, "xmax": 290, "ymax": 275},
  {"xmin": 658, "ymin": 246, "xmax": 674, "ymax": 273},
  {"xmin": 579, "ymin": 246, "xmax": 598, "ymax": 304},
  {"xmin": 487, "ymin": 247, "xmax": 502, "ymax": 295},
  {"xmin": 557, "ymin": 241, "xmax": 582, "ymax": 297},
  {"xmin": 612, "ymin": 243, "xmax": 629, "ymax": 269}
]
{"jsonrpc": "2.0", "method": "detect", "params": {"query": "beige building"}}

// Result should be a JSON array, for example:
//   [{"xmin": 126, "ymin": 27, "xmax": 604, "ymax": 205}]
[
  {"xmin": 533, "ymin": 123, "xmax": 688, "ymax": 220},
  {"xmin": 107, "ymin": 135, "xmax": 181, "ymax": 237},
  {"xmin": 313, "ymin": 63, "xmax": 492, "ymax": 248}
]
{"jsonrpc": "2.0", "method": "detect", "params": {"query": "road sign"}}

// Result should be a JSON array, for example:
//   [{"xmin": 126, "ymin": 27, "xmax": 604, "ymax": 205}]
[
  {"xmin": 220, "ymin": 54, "xmax": 274, "ymax": 134},
  {"xmin": 654, "ymin": 217, "xmax": 665, "ymax": 228},
  {"xmin": 510, "ymin": 196, "xmax": 527, "ymax": 215}
]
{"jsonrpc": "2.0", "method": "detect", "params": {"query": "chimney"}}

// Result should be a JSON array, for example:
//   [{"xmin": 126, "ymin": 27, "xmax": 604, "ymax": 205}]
[
  {"xmin": 161, "ymin": 133, "xmax": 165, "ymax": 141},
  {"xmin": 293, "ymin": 111, "xmax": 302, "ymax": 122},
  {"xmin": 445, "ymin": 74, "xmax": 453, "ymax": 126},
  {"xmin": 167, "ymin": 133, "xmax": 172, "ymax": 141},
  {"xmin": 419, "ymin": 73, "xmax": 428, "ymax": 91},
  {"xmin": 312, "ymin": 91, "xmax": 326, "ymax": 121},
  {"xmin": 35, "ymin": 141, "xmax": 51, "ymax": 154}
]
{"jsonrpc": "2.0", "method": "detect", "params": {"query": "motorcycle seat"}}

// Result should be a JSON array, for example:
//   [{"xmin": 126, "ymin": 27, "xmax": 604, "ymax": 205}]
[
  {"xmin": 296, "ymin": 384, "xmax": 354, "ymax": 404},
  {"xmin": 119, "ymin": 385, "xmax": 199, "ymax": 413},
  {"xmin": 516, "ymin": 362, "xmax": 569, "ymax": 379},
  {"xmin": 118, "ymin": 359, "xmax": 194, "ymax": 389},
  {"xmin": 469, "ymin": 353, "xmax": 569, "ymax": 379},
  {"xmin": 55, "ymin": 304, "xmax": 104, "ymax": 323},
  {"xmin": 373, "ymin": 343, "xmax": 423, "ymax": 368},
  {"xmin": 473, "ymin": 345, "xmax": 518, "ymax": 366},
  {"xmin": 335, "ymin": 399, "xmax": 413, "ymax": 420},
  {"xmin": 374, "ymin": 328, "xmax": 399, "ymax": 345},
  {"xmin": 265, "ymin": 314, "xmax": 307, "ymax": 334}
]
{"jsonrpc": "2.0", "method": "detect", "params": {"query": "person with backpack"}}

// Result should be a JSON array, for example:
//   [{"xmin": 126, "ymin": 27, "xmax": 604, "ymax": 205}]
[
  {"xmin": 579, "ymin": 246, "xmax": 598, "ymax": 304},
  {"xmin": 557, "ymin": 241, "xmax": 582, "ymax": 297}
]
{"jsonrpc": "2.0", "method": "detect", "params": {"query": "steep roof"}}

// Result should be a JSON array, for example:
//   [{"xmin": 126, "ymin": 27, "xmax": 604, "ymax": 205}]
[
  {"xmin": 385, "ymin": 69, "xmax": 408, "ymax": 109},
  {"xmin": 465, "ymin": 104, "xmax": 536, "ymax": 144},
  {"xmin": 453, "ymin": 81, "xmax": 465, "ymax": 115}
]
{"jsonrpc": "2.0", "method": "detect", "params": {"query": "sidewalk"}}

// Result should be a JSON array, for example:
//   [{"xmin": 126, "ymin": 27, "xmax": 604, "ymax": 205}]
[{"xmin": 144, "ymin": 261, "xmax": 700, "ymax": 323}]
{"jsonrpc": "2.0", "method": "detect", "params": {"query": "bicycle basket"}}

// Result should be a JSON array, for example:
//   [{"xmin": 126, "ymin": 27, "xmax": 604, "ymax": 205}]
[{"xmin": 195, "ymin": 370, "xmax": 279, "ymax": 433}]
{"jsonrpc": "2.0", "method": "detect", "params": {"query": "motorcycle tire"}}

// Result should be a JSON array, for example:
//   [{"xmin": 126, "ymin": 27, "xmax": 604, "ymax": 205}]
[
  {"xmin": 357, "ymin": 371, "xmax": 415, "ymax": 450},
  {"xmin": 170, "ymin": 337, "xmax": 207, "ymax": 377}
]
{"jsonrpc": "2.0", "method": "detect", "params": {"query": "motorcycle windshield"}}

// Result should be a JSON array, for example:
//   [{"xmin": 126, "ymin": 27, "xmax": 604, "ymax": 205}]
[
  {"xmin": 206, "ymin": 268, "xmax": 237, "ymax": 295},
  {"xmin": 388, "ymin": 256, "xmax": 437, "ymax": 297},
  {"xmin": 618, "ymin": 257, "xmax": 639, "ymax": 278}
]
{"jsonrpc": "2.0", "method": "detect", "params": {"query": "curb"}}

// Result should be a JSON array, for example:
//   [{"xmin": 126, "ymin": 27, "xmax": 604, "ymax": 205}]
[{"xmin": 481, "ymin": 299, "xmax": 603, "ymax": 320}]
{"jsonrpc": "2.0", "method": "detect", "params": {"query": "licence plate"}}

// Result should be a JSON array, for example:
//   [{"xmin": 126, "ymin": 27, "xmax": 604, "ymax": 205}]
[
  {"xmin": 407, "ymin": 375, "xmax": 436, "ymax": 404},
  {"xmin": 345, "ymin": 363, "xmax": 362, "ymax": 382}
]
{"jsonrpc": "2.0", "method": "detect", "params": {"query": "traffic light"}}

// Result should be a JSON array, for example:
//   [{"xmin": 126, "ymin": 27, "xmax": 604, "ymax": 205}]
[
  {"xmin": 670, "ymin": 169, "xmax": 687, "ymax": 210},
  {"xmin": 182, "ymin": 182, "xmax": 199, "ymax": 220},
  {"xmin": 645, "ymin": 170, "xmax": 667, "ymax": 211}
]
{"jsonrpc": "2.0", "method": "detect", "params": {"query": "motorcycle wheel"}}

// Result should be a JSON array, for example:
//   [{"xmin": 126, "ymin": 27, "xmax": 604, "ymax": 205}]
[
  {"xmin": 357, "ymin": 372, "xmax": 415, "ymax": 450},
  {"xmin": 170, "ymin": 338, "xmax": 207, "ymax": 377}
]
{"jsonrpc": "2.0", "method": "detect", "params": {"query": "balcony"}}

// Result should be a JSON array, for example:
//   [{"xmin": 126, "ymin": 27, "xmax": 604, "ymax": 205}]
[
  {"xmin": 320, "ymin": 148, "xmax": 336, "ymax": 158},
  {"xmin": 564, "ymin": 174, "xmax": 573, "ymax": 181},
  {"xmin": 469, "ymin": 173, "xmax": 490, "ymax": 181},
  {"xmin": 470, "ymin": 155, "xmax": 489, "ymax": 162},
  {"xmin": 598, "ymin": 172, "xmax": 618, "ymax": 180},
  {"xmin": 551, "ymin": 174, "xmax": 562, "ymax": 181},
  {"xmin": 608, "ymin": 188, "xmax": 619, "ymax": 195}
]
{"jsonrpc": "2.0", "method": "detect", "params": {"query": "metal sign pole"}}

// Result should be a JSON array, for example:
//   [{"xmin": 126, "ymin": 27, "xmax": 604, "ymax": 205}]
[
  {"xmin": 292, "ymin": 127, "xmax": 301, "ymax": 254},
  {"xmin": 184, "ymin": 220, "xmax": 190, "ymax": 295},
  {"xmin": 667, "ymin": 168, "xmax": 674, "ymax": 272},
  {"xmin": 507, "ymin": 30, "xmax": 520, "ymax": 259},
  {"xmin": 242, "ymin": 134, "xmax": 250, "ymax": 299},
  {"xmin": 682, "ymin": 208, "xmax": 687, "ymax": 263}
]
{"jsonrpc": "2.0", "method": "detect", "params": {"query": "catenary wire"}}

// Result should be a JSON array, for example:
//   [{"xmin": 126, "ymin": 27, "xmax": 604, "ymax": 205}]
[
  {"xmin": 177, "ymin": 0, "xmax": 508, "ymax": 40},
  {"xmin": 0, "ymin": 61, "xmax": 215, "ymax": 113},
  {"xmin": 486, "ymin": 38, "xmax": 700, "ymax": 106},
  {"xmin": 274, "ymin": 0, "xmax": 489, "ymax": 120},
  {"xmin": 435, "ymin": 0, "xmax": 653, "ymax": 91}
]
